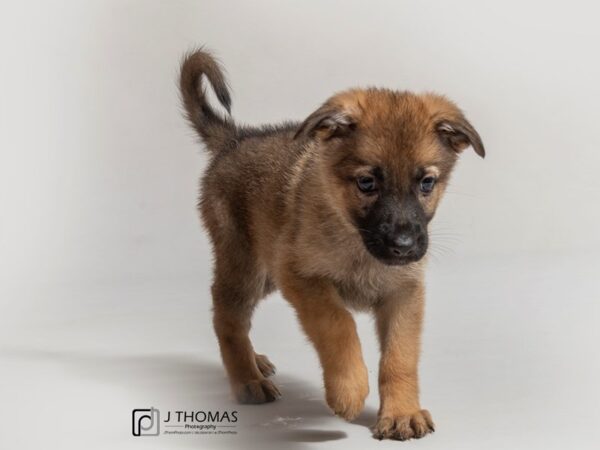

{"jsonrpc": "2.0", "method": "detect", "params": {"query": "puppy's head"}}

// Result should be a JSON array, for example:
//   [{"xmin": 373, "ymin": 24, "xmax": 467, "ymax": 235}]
[{"xmin": 295, "ymin": 89, "xmax": 484, "ymax": 266}]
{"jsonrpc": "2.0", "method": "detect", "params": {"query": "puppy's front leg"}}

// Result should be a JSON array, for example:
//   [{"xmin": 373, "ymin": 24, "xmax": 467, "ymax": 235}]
[
  {"xmin": 279, "ymin": 270, "xmax": 369, "ymax": 420},
  {"xmin": 373, "ymin": 280, "xmax": 435, "ymax": 440}
]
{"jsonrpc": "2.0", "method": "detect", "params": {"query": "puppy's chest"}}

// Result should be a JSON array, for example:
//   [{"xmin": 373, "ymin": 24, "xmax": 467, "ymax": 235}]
[
  {"xmin": 332, "ymin": 269, "xmax": 396, "ymax": 310},
  {"xmin": 331, "ymin": 261, "xmax": 423, "ymax": 310}
]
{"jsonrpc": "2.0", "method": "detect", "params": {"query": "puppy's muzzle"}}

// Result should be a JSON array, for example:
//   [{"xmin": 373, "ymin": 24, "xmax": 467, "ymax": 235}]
[
  {"xmin": 385, "ymin": 223, "xmax": 426, "ymax": 257},
  {"xmin": 363, "ymin": 221, "xmax": 428, "ymax": 265}
]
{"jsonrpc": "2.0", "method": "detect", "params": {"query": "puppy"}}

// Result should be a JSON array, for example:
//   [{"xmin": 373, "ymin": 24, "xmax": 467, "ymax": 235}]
[{"xmin": 179, "ymin": 49, "xmax": 484, "ymax": 441}]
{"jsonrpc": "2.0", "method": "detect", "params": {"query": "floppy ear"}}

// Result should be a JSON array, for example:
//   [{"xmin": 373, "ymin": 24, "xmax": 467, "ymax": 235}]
[
  {"xmin": 294, "ymin": 105, "xmax": 356, "ymax": 140},
  {"xmin": 436, "ymin": 119, "xmax": 485, "ymax": 158}
]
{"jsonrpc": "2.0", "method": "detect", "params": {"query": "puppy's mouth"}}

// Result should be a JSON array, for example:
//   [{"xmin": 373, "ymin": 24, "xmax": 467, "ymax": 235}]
[{"xmin": 360, "ymin": 234, "xmax": 428, "ymax": 266}]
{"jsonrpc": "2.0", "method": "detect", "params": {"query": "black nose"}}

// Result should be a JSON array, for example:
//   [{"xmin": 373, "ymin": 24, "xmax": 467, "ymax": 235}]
[
  {"xmin": 394, "ymin": 233, "xmax": 414, "ymax": 248},
  {"xmin": 386, "ymin": 223, "xmax": 422, "ymax": 256}
]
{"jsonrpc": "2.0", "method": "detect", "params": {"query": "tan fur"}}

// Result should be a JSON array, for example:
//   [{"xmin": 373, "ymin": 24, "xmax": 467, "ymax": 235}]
[{"xmin": 180, "ymin": 49, "xmax": 484, "ymax": 440}]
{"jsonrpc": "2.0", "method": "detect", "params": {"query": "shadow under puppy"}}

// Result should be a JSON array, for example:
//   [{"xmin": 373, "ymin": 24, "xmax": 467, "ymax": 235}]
[{"xmin": 179, "ymin": 49, "xmax": 484, "ymax": 441}]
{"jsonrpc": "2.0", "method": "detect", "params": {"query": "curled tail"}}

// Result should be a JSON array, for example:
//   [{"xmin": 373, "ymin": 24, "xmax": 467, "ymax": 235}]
[{"xmin": 179, "ymin": 48, "xmax": 235, "ymax": 151}]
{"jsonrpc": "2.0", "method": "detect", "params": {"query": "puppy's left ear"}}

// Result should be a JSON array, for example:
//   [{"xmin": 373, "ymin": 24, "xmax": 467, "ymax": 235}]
[
  {"xmin": 294, "ymin": 105, "xmax": 356, "ymax": 141},
  {"xmin": 436, "ymin": 119, "xmax": 485, "ymax": 158}
]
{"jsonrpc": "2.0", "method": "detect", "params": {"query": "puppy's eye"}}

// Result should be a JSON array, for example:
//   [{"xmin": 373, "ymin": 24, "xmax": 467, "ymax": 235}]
[
  {"xmin": 357, "ymin": 176, "xmax": 377, "ymax": 193},
  {"xmin": 419, "ymin": 176, "xmax": 436, "ymax": 194}
]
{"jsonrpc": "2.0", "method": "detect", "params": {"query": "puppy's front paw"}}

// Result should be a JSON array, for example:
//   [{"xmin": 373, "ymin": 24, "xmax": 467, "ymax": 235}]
[
  {"xmin": 234, "ymin": 378, "xmax": 281, "ymax": 404},
  {"xmin": 325, "ymin": 366, "xmax": 369, "ymax": 421},
  {"xmin": 373, "ymin": 409, "xmax": 434, "ymax": 441}
]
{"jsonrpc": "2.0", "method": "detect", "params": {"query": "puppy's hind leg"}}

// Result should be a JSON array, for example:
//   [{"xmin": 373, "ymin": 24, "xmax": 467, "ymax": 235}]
[{"xmin": 211, "ymin": 257, "xmax": 280, "ymax": 404}]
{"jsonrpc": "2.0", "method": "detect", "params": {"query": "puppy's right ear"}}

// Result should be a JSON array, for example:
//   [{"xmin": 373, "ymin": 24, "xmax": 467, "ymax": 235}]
[{"xmin": 294, "ymin": 105, "xmax": 356, "ymax": 140}]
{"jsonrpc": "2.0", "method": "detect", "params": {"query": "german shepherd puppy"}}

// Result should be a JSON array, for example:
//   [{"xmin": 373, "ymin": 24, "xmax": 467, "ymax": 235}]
[{"xmin": 179, "ymin": 48, "xmax": 484, "ymax": 441}]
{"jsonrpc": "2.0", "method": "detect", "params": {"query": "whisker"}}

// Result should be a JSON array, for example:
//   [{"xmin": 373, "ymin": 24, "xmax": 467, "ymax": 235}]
[{"xmin": 357, "ymin": 227, "xmax": 375, "ymax": 235}]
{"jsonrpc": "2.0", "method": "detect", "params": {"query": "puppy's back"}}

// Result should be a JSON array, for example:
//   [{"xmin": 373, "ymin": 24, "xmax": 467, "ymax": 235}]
[{"xmin": 180, "ymin": 49, "xmax": 312, "ymax": 258}]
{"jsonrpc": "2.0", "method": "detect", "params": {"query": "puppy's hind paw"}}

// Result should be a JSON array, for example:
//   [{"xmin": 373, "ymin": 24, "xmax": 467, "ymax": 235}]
[
  {"xmin": 255, "ymin": 353, "xmax": 276, "ymax": 377},
  {"xmin": 234, "ymin": 378, "xmax": 281, "ymax": 404}
]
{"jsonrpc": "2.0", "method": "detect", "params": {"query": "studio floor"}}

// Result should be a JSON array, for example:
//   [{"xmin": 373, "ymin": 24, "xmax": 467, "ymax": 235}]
[{"xmin": 1, "ymin": 252, "xmax": 598, "ymax": 450}]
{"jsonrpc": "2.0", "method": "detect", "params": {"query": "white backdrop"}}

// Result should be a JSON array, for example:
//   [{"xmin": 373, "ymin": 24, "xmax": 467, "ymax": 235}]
[{"xmin": 1, "ymin": 1, "xmax": 599, "ymax": 449}]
